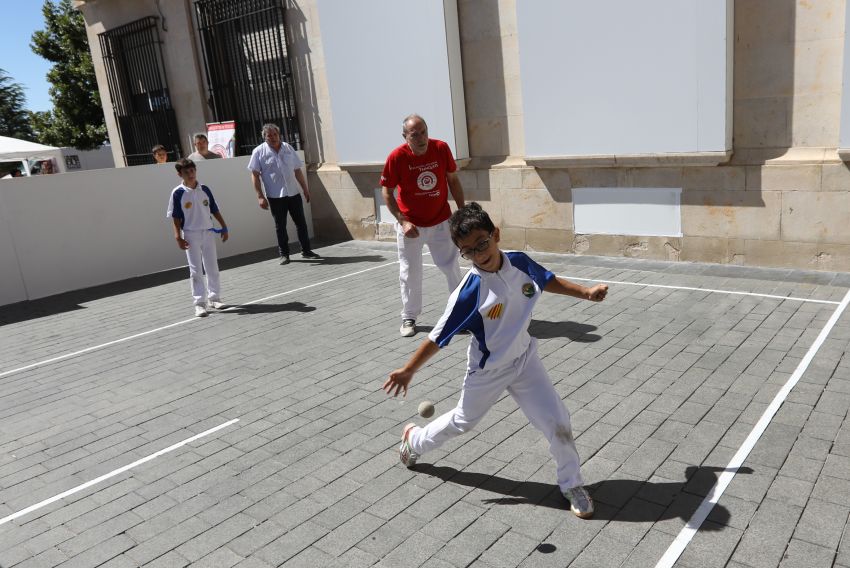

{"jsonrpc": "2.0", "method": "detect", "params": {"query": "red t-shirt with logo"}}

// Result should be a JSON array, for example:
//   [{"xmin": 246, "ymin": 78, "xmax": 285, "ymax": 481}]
[{"xmin": 380, "ymin": 139, "xmax": 457, "ymax": 227}]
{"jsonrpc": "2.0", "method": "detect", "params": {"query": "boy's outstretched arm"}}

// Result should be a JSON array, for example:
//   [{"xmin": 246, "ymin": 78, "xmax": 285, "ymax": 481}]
[
  {"xmin": 544, "ymin": 276, "xmax": 608, "ymax": 302},
  {"xmin": 383, "ymin": 339, "xmax": 441, "ymax": 398}
]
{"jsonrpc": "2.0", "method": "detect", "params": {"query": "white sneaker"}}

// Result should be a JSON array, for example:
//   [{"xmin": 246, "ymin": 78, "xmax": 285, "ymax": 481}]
[
  {"xmin": 400, "ymin": 319, "xmax": 416, "ymax": 337},
  {"xmin": 208, "ymin": 301, "xmax": 226, "ymax": 310},
  {"xmin": 194, "ymin": 305, "xmax": 208, "ymax": 317},
  {"xmin": 399, "ymin": 423, "xmax": 419, "ymax": 468},
  {"xmin": 563, "ymin": 486, "xmax": 594, "ymax": 519}
]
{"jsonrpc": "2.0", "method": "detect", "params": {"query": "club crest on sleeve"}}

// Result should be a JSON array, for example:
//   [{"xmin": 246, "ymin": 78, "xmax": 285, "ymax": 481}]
[
  {"xmin": 203, "ymin": 199, "xmax": 209, "ymax": 207},
  {"xmin": 522, "ymin": 283, "xmax": 535, "ymax": 298},
  {"xmin": 184, "ymin": 201, "xmax": 192, "ymax": 209},
  {"xmin": 486, "ymin": 304, "xmax": 503, "ymax": 320}
]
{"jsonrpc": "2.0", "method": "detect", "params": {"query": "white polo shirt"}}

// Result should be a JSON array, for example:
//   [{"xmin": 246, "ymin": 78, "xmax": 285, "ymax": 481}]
[
  {"xmin": 166, "ymin": 182, "xmax": 219, "ymax": 231},
  {"xmin": 247, "ymin": 141, "xmax": 303, "ymax": 198},
  {"xmin": 429, "ymin": 251, "xmax": 556, "ymax": 370}
]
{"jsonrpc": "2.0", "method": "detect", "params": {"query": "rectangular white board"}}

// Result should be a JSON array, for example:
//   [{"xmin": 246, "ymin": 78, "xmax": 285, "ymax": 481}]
[
  {"xmin": 517, "ymin": 0, "xmax": 732, "ymax": 157},
  {"xmin": 316, "ymin": 0, "xmax": 468, "ymax": 165},
  {"xmin": 573, "ymin": 187, "xmax": 682, "ymax": 237}
]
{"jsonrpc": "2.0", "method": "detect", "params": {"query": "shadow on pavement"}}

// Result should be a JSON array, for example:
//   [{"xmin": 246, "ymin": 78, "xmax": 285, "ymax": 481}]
[
  {"xmin": 222, "ymin": 302, "xmax": 316, "ymax": 315},
  {"xmin": 414, "ymin": 321, "xmax": 600, "ymax": 342},
  {"xmin": 0, "ymin": 247, "xmax": 280, "ymax": 326},
  {"xmin": 529, "ymin": 320, "xmax": 600, "ymax": 342},
  {"xmin": 420, "ymin": 464, "xmax": 751, "ymax": 528},
  {"xmin": 291, "ymin": 254, "xmax": 389, "ymax": 265}
]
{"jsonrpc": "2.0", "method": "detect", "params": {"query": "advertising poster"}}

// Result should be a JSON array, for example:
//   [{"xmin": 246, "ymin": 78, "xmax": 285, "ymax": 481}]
[{"xmin": 207, "ymin": 121, "xmax": 236, "ymax": 158}]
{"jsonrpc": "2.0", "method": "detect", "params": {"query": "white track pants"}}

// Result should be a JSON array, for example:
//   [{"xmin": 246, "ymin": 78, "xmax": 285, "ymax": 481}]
[
  {"xmin": 409, "ymin": 339, "xmax": 584, "ymax": 491},
  {"xmin": 396, "ymin": 219, "xmax": 462, "ymax": 320},
  {"xmin": 183, "ymin": 229, "xmax": 220, "ymax": 307}
]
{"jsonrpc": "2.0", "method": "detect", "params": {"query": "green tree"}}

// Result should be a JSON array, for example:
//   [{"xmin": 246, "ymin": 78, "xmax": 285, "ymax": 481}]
[
  {"xmin": 0, "ymin": 69, "xmax": 34, "ymax": 140},
  {"xmin": 30, "ymin": 0, "xmax": 106, "ymax": 150}
]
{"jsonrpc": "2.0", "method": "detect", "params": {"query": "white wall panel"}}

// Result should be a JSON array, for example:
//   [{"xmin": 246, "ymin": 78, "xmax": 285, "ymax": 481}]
[
  {"xmin": 573, "ymin": 187, "xmax": 682, "ymax": 237},
  {"xmin": 840, "ymin": 0, "xmax": 850, "ymax": 152},
  {"xmin": 316, "ymin": 0, "xmax": 467, "ymax": 165},
  {"xmin": 517, "ymin": 0, "xmax": 732, "ymax": 158},
  {"xmin": 0, "ymin": 156, "xmax": 311, "ymax": 303}
]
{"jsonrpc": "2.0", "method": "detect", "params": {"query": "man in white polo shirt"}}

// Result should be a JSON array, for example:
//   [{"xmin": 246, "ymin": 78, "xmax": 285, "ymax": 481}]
[{"xmin": 248, "ymin": 123, "xmax": 319, "ymax": 264}]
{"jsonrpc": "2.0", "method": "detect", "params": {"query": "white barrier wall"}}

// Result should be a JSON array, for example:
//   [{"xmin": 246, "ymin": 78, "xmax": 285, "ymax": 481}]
[{"xmin": 0, "ymin": 156, "xmax": 312, "ymax": 306}]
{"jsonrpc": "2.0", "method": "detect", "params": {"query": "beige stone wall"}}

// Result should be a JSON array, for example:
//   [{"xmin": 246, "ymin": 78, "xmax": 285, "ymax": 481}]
[
  {"xmin": 81, "ymin": 0, "xmax": 850, "ymax": 271},
  {"xmin": 302, "ymin": 0, "xmax": 850, "ymax": 272}
]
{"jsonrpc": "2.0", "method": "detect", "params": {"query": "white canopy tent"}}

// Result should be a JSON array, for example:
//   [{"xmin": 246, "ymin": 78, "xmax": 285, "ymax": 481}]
[{"xmin": 0, "ymin": 136, "xmax": 63, "ymax": 176}]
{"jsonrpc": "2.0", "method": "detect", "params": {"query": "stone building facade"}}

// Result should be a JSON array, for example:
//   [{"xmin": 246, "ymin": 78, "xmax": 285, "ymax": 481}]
[{"xmin": 75, "ymin": 0, "xmax": 850, "ymax": 271}]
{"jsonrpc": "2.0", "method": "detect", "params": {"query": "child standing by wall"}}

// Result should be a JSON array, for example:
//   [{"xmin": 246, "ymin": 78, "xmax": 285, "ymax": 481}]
[
  {"xmin": 166, "ymin": 158, "xmax": 229, "ymax": 317},
  {"xmin": 383, "ymin": 202, "xmax": 607, "ymax": 518}
]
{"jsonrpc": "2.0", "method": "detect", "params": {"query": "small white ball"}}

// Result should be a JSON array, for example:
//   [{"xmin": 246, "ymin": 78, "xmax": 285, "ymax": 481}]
[{"xmin": 418, "ymin": 400, "xmax": 435, "ymax": 418}]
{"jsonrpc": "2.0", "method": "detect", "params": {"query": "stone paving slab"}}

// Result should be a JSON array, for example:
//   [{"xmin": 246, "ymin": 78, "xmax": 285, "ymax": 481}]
[{"xmin": 1, "ymin": 240, "xmax": 849, "ymax": 567}]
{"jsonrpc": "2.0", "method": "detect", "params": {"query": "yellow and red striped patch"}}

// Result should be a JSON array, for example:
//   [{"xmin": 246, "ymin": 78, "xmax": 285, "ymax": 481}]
[{"xmin": 486, "ymin": 303, "xmax": 504, "ymax": 320}]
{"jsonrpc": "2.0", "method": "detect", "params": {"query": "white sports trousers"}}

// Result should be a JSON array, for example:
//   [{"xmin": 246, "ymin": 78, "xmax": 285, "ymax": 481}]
[
  {"xmin": 183, "ymin": 229, "xmax": 221, "ymax": 306},
  {"xmin": 409, "ymin": 338, "xmax": 584, "ymax": 491},
  {"xmin": 395, "ymin": 220, "xmax": 463, "ymax": 320}
]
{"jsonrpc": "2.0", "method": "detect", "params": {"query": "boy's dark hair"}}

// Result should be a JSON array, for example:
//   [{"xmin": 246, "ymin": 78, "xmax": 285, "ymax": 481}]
[
  {"xmin": 449, "ymin": 202, "xmax": 496, "ymax": 244},
  {"xmin": 174, "ymin": 158, "xmax": 196, "ymax": 173},
  {"xmin": 151, "ymin": 144, "xmax": 166, "ymax": 153}
]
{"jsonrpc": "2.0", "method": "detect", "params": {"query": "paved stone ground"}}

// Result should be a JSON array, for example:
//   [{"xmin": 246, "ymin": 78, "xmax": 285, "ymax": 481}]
[{"xmin": 1, "ymin": 240, "xmax": 850, "ymax": 568}]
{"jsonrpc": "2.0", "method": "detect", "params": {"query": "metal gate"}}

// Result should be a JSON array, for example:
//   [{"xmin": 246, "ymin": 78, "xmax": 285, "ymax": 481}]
[
  {"xmin": 99, "ymin": 17, "xmax": 182, "ymax": 166},
  {"xmin": 195, "ymin": 0, "xmax": 301, "ymax": 155}
]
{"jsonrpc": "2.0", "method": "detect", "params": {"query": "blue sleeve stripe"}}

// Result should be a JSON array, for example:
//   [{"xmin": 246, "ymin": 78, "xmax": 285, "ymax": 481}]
[
  {"xmin": 171, "ymin": 189, "xmax": 186, "ymax": 229},
  {"xmin": 434, "ymin": 274, "xmax": 481, "ymax": 347},
  {"xmin": 201, "ymin": 185, "xmax": 219, "ymax": 214},
  {"xmin": 506, "ymin": 251, "xmax": 555, "ymax": 289}
]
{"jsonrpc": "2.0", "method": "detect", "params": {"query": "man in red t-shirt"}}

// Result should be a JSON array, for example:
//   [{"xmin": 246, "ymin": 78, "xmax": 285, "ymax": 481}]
[{"xmin": 381, "ymin": 114, "xmax": 465, "ymax": 337}]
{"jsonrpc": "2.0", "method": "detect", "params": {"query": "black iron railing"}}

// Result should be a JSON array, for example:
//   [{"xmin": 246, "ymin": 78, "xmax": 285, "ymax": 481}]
[
  {"xmin": 195, "ymin": 0, "xmax": 301, "ymax": 155},
  {"xmin": 99, "ymin": 17, "xmax": 182, "ymax": 166}
]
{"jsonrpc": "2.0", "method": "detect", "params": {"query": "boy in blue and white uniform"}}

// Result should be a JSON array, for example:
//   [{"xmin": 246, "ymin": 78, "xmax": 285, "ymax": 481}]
[
  {"xmin": 384, "ymin": 202, "xmax": 608, "ymax": 518},
  {"xmin": 166, "ymin": 158, "xmax": 229, "ymax": 317}
]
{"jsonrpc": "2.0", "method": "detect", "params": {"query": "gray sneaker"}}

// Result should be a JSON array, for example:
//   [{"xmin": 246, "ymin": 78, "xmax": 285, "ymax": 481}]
[
  {"xmin": 400, "ymin": 319, "xmax": 416, "ymax": 337},
  {"xmin": 563, "ymin": 486, "xmax": 594, "ymax": 518},
  {"xmin": 194, "ymin": 305, "xmax": 208, "ymax": 318},
  {"xmin": 399, "ymin": 423, "xmax": 419, "ymax": 467}
]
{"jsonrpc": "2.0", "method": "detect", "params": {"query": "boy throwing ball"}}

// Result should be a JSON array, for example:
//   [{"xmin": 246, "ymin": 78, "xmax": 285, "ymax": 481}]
[{"xmin": 383, "ymin": 203, "xmax": 607, "ymax": 518}]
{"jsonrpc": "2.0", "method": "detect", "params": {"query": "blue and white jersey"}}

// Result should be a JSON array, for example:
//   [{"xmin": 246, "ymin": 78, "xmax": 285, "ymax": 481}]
[
  {"xmin": 428, "ymin": 251, "xmax": 556, "ymax": 370},
  {"xmin": 166, "ymin": 182, "xmax": 219, "ymax": 231}
]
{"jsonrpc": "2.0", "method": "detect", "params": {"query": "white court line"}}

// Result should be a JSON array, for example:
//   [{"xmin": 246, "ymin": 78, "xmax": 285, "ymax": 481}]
[
  {"xmin": 655, "ymin": 288, "xmax": 850, "ymax": 568},
  {"xmin": 0, "ymin": 418, "xmax": 239, "ymax": 527},
  {"xmin": 562, "ymin": 275, "xmax": 841, "ymax": 305},
  {"xmin": 424, "ymin": 263, "xmax": 839, "ymax": 304},
  {"xmin": 0, "ymin": 260, "xmax": 399, "ymax": 380}
]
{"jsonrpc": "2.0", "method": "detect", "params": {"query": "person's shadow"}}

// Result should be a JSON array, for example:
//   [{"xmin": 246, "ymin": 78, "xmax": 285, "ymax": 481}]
[
  {"xmin": 291, "ymin": 254, "xmax": 388, "ymax": 266},
  {"xmin": 528, "ymin": 320, "xmax": 601, "ymax": 342},
  {"xmin": 418, "ymin": 464, "xmax": 751, "ymax": 527},
  {"xmin": 220, "ymin": 302, "xmax": 316, "ymax": 315},
  {"xmin": 416, "ymin": 321, "xmax": 600, "ymax": 342}
]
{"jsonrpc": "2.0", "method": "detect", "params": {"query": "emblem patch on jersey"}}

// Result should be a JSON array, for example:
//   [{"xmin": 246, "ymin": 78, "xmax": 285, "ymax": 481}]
[
  {"xmin": 416, "ymin": 170, "xmax": 437, "ymax": 191},
  {"xmin": 522, "ymin": 283, "xmax": 535, "ymax": 298},
  {"xmin": 203, "ymin": 199, "xmax": 209, "ymax": 207},
  {"xmin": 184, "ymin": 201, "xmax": 192, "ymax": 209},
  {"xmin": 486, "ymin": 303, "xmax": 504, "ymax": 320}
]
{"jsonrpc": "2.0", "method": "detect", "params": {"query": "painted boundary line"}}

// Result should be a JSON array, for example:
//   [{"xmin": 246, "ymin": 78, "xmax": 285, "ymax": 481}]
[
  {"xmin": 0, "ymin": 260, "xmax": 399, "ymax": 380},
  {"xmin": 562, "ymin": 275, "xmax": 841, "ymax": 305},
  {"xmin": 655, "ymin": 288, "xmax": 850, "ymax": 568},
  {"xmin": 0, "ymin": 418, "xmax": 239, "ymax": 527},
  {"xmin": 423, "ymin": 263, "xmax": 840, "ymax": 305}
]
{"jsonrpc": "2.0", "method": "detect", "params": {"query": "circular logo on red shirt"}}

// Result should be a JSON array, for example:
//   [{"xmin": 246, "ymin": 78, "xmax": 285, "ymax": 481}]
[{"xmin": 417, "ymin": 170, "xmax": 437, "ymax": 191}]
